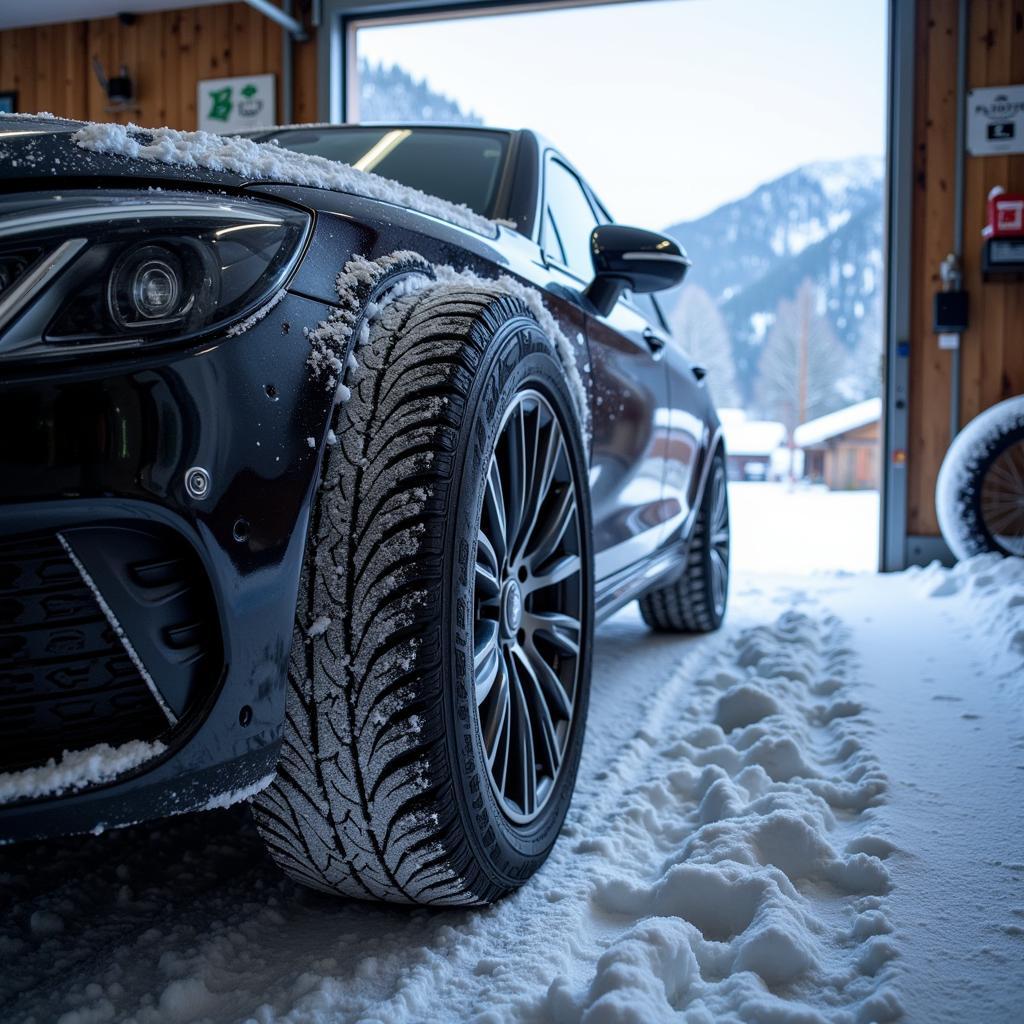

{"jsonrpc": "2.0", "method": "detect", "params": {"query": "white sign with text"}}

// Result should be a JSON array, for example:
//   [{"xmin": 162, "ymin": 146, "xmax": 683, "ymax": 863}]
[
  {"xmin": 197, "ymin": 74, "xmax": 276, "ymax": 134},
  {"xmin": 967, "ymin": 85, "xmax": 1024, "ymax": 156}
]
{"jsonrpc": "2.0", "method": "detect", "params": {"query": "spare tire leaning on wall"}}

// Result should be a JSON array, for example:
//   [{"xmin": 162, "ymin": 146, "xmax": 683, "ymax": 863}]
[{"xmin": 936, "ymin": 395, "xmax": 1024, "ymax": 560}]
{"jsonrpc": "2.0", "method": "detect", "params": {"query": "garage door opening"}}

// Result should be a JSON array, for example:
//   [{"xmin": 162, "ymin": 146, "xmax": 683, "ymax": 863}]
[{"xmin": 347, "ymin": 0, "xmax": 888, "ymax": 576}]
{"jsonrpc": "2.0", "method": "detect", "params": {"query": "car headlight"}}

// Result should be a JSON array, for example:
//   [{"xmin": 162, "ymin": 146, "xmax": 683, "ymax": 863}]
[{"xmin": 0, "ymin": 191, "xmax": 310, "ymax": 358}]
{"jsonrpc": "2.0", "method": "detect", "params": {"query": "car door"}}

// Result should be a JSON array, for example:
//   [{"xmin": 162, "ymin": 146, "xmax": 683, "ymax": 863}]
[
  {"xmin": 540, "ymin": 154, "xmax": 671, "ymax": 581},
  {"xmin": 636, "ymin": 292, "xmax": 707, "ymax": 543}
]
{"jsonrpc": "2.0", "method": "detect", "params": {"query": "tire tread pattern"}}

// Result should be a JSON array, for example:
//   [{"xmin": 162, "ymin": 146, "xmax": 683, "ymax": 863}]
[
  {"xmin": 638, "ymin": 455, "xmax": 726, "ymax": 634},
  {"xmin": 253, "ymin": 284, "xmax": 528, "ymax": 905}
]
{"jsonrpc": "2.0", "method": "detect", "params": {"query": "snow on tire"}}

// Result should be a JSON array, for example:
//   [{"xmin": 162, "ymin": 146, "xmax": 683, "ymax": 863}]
[
  {"xmin": 936, "ymin": 395, "xmax": 1024, "ymax": 560},
  {"xmin": 252, "ymin": 279, "xmax": 593, "ymax": 905}
]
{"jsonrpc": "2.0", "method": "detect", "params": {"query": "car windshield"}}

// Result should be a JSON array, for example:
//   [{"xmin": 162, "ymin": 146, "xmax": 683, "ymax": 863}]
[{"xmin": 257, "ymin": 127, "xmax": 510, "ymax": 218}]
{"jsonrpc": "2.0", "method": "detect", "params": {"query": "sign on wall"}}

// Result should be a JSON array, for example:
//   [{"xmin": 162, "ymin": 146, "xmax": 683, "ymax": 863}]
[
  {"xmin": 197, "ymin": 74, "xmax": 276, "ymax": 134},
  {"xmin": 967, "ymin": 85, "xmax": 1024, "ymax": 156}
]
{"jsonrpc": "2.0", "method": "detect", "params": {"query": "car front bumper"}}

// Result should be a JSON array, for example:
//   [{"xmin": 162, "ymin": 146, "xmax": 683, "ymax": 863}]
[{"xmin": 0, "ymin": 290, "xmax": 336, "ymax": 841}]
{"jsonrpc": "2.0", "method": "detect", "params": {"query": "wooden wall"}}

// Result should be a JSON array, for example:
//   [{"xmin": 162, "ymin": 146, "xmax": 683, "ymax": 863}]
[
  {"xmin": 909, "ymin": 0, "xmax": 1024, "ymax": 539},
  {"xmin": 0, "ymin": 2, "xmax": 317, "ymax": 129},
  {"xmin": 1, "ymin": 0, "xmax": 1020, "ymax": 548}
]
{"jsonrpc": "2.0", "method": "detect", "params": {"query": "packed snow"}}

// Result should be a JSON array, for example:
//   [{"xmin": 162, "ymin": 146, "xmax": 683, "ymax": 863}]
[
  {"xmin": 0, "ymin": 741, "xmax": 166, "ymax": 804},
  {"xmin": 70, "ymin": 122, "xmax": 499, "ymax": 237},
  {"xmin": 729, "ymin": 482, "xmax": 880, "ymax": 574},
  {"xmin": 226, "ymin": 289, "xmax": 288, "ymax": 338},
  {"xmin": 4, "ymin": 556, "xmax": 1022, "ymax": 1021}
]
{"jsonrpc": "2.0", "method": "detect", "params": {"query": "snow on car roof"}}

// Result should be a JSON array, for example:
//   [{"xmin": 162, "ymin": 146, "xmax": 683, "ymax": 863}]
[
  {"xmin": 69, "ymin": 120, "xmax": 501, "ymax": 237},
  {"xmin": 793, "ymin": 397, "xmax": 882, "ymax": 449}
]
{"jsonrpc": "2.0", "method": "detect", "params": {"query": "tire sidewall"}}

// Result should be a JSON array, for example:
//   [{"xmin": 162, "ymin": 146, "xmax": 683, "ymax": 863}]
[{"xmin": 442, "ymin": 305, "xmax": 594, "ymax": 891}]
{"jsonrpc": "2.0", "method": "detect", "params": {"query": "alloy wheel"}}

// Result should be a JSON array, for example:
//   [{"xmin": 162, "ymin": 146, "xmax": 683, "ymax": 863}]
[
  {"xmin": 980, "ymin": 440, "xmax": 1024, "ymax": 556},
  {"xmin": 709, "ymin": 463, "xmax": 730, "ymax": 616},
  {"xmin": 472, "ymin": 389, "xmax": 584, "ymax": 824}
]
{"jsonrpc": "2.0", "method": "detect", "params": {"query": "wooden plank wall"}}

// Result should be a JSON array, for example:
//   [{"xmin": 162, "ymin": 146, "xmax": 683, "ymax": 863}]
[
  {"xmin": 909, "ymin": 0, "xmax": 1024, "ymax": 538},
  {"xmin": 0, "ymin": 3, "xmax": 317, "ymax": 129}
]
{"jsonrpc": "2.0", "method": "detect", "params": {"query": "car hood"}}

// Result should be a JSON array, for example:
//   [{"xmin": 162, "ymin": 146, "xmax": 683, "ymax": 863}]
[
  {"xmin": 0, "ymin": 116, "xmax": 253, "ymax": 191},
  {"xmin": 0, "ymin": 117, "xmax": 501, "ymax": 239}
]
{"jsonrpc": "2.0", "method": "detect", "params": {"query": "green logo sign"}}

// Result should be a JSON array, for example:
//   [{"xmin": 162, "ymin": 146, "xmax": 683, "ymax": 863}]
[{"xmin": 207, "ymin": 86, "xmax": 232, "ymax": 122}]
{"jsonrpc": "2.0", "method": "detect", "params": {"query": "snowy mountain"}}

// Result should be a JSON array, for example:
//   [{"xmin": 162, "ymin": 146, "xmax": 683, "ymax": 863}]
[
  {"xmin": 358, "ymin": 60, "xmax": 482, "ymax": 125},
  {"xmin": 662, "ymin": 157, "xmax": 884, "ymax": 403}
]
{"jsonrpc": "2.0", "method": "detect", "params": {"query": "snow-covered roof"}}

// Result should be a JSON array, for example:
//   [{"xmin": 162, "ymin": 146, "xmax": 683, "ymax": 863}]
[
  {"xmin": 720, "ymin": 411, "xmax": 787, "ymax": 457},
  {"xmin": 70, "ymin": 121, "xmax": 500, "ymax": 237},
  {"xmin": 794, "ymin": 397, "xmax": 882, "ymax": 448}
]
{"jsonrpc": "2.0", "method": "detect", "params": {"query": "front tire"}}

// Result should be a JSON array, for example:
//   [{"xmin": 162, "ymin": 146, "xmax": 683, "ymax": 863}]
[
  {"xmin": 937, "ymin": 395, "xmax": 1024, "ymax": 560},
  {"xmin": 253, "ymin": 283, "xmax": 593, "ymax": 905},
  {"xmin": 638, "ymin": 451, "xmax": 729, "ymax": 633}
]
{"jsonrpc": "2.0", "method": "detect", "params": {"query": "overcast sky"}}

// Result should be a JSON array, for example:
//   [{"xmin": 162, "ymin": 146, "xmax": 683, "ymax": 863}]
[{"xmin": 357, "ymin": 0, "xmax": 887, "ymax": 229}]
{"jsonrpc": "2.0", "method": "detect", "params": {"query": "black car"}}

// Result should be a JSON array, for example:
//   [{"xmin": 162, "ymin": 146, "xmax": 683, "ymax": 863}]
[{"xmin": 0, "ymin": 119, "xmax": 729, "ymax": 905}]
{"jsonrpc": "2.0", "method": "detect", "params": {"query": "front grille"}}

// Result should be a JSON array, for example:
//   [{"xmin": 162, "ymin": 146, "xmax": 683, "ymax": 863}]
[
  {"xmin": 0, "ymin": 532, "xmax": 166, "ymax": 773},
  {"xmin": 0, "ymin": 524, "xmax": 223, "ymax": 779}
]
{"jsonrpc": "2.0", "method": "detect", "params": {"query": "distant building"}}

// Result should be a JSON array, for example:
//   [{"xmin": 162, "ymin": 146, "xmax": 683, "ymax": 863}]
[
  {"xmin": 719, "ymin": 408, "xmax": 787, "ymax": 481},
  {"xmin": 794, "ymin": 398, "xmax": 881, "ymax": 490}
]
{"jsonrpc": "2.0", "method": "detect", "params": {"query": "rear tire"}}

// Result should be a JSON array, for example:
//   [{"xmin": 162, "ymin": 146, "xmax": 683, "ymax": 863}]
[
  {"xmin": 638, "ymin": 452, "xmax": 729, "ymax": 633},
  {"xmin": 252, "ymin": 282, "xmax": 593, "ymax": 905}
]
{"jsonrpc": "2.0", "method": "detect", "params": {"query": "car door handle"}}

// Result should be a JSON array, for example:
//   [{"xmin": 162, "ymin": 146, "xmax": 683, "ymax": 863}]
[{"xmin": 642, "ymin": 326, "xmax": 667, "ymax": 356}]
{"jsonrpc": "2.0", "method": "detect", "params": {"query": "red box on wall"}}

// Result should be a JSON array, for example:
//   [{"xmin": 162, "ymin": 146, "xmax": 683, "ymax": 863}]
[{"xmin": 984, "ymin": 191, "xmax": 1024, "ymax": 238}]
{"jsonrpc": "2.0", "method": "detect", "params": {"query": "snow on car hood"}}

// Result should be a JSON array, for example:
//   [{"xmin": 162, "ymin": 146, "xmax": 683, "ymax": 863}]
[{"xmin": 70, "ymin": 121, "xmax": 501, "ymax": 237}]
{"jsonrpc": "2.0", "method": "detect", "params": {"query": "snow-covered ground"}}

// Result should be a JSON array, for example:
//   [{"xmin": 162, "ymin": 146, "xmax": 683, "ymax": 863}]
[
  {"xmin": 2, "ymin": 557, "xmax": 1022, "ymax": 1023},
  {"xmin": 729, "ymin": 483, "xmax": 879, "ymax": 574}
]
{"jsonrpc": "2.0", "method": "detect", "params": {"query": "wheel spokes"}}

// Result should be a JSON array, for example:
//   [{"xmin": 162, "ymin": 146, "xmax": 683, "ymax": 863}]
[
  {"xmin": 524, "ymin": 482, "xmax": 575, "ymax": 572},
  {"xmin": 980, "ymin": 440, "xmax": 1024, "ymax": 556},
  {"xmin": 481, "ymin": 661, "xmax": 510, "ymax": 762},
  {"xmin": 475, "ymin": 529, "xmax": 501, "ymax": 601},
  {"xmin": 526, "ymin": 610, "xmax": 581, "ymax": 657},
  {"xmin": 526, "ymin": 553, "xmax": 581, "ymax": 594},
  {"xmin": 471, "ymin": 388, "xmax": 584, "ymax": 823},
  {"xmin": 521, "ymin": 637, "xmax": 573, "ymax": 721},
  {"xmin": 509, "ymin": 662, "xmax": 538, "ymax": 817},
  {"xmin": 501, "ymin": 400, "xmax": 531, "ymax": 549},
  {"xmin": 514, "ymin": 647, "xmax": 563, "ymax": 777},
  {"xmin": 484, "ymin": 458, "xmax": 509, "ymax": 564},
  {"xmin": 513, "ymin": 420, "xmax": 563, "ymax": 563},
  {"xmin": 474, "ymin": 619, "xmax": 501, "ymax": 706}
]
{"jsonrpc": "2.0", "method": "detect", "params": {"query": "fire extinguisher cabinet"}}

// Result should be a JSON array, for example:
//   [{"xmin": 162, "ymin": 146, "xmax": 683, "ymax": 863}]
[{"xmin": 982, "ymin": 188, "xmax": 1024, "ymax": 278}]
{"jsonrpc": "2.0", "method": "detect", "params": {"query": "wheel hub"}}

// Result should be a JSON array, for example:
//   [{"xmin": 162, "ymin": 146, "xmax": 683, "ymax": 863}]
[{"xmin": 501, "ymin": 578, "xmax": 523, "ymax": 637}]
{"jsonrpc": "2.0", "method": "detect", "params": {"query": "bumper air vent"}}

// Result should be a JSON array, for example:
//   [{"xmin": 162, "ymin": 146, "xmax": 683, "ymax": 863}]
[{"xmin": 0, "ymin": 523, "xmax": 223, "ymax": 778}]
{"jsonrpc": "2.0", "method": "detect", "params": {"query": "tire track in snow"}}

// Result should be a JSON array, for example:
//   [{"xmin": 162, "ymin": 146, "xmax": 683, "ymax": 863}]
[{"xmin": 537, "ymin": 610, "xmax": 901, "ymax": 1023}]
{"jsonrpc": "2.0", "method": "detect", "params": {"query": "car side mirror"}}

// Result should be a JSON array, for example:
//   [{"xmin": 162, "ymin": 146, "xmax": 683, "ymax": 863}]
[{"xmin": 584, "ymin": 225, "xmax": 691, "ymax": 317}]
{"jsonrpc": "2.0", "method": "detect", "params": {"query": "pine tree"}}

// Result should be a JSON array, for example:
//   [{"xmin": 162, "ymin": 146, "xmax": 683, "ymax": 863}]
[
  {"xmin": 839, "ymin": 291, "xmax": 883, "ymax": 403},
  {"xmin": 755, "ymin": 279, "xmax": 847, "ymax": 438},
  {"xmin": 668, "ymin": 284, "xmax": 741, "ymax": 408}
]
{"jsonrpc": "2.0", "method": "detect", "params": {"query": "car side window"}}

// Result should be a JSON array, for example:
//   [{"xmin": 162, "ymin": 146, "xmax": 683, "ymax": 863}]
[
  {"xmin": 544, "ymin": 208, "xmax": 567, "ymax": 267},
  {"xmin": 630, "ymin": 291, "xmax": 665, "ymax": 330},
  {"xmin": 543, "ymin": 158, "xmax": 599, "ymax": 282}
]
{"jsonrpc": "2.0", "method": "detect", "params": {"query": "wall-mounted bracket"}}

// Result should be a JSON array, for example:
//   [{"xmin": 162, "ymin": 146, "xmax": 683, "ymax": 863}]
[{"xmin": 244, "ymin": 0, "xmax": 307, "ymax": 40}]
